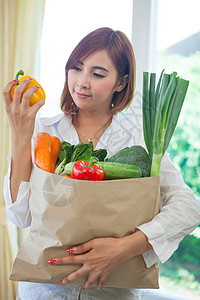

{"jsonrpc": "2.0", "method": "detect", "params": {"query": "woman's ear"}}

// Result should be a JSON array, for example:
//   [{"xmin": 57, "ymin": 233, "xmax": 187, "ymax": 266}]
[{"xmin": 115, "ymin": 75, "xmax": 129, "ymax": 92}]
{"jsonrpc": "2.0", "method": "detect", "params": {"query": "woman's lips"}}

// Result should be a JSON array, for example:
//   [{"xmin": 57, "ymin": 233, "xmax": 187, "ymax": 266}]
[{"xmin": 75, "ymin": 91, "xmax": 91, "ymax": 98}]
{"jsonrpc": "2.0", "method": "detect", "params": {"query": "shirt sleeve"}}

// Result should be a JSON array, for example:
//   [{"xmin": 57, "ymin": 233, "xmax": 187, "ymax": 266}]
[
  {"xmin": 3, "ymin": 156, "xmax": 32, "ymax": 228},
  {"xmin": 138, "ymin": 153, "xmax": 200, "ymax": 267},
  {"xmin": 3, "ymin": 117, "xmax": 43, "ymax": 228}
]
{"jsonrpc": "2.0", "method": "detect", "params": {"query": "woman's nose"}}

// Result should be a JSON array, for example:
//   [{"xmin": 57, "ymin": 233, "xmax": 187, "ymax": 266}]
[{"xmin": 77, "ymin": 74, "xmax": 90, "ymax": 89}]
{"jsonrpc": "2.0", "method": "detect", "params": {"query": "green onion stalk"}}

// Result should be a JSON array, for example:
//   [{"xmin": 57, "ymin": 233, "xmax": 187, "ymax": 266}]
[{"xmin": 142, "ymin": 69, "xmax": 189, "ymax": 177}]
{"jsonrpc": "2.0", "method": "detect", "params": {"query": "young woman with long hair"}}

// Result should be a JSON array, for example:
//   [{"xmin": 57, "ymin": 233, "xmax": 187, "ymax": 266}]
[{"xmin": 3, "ymin": 27, "xmax": 200, "ymax": 300}]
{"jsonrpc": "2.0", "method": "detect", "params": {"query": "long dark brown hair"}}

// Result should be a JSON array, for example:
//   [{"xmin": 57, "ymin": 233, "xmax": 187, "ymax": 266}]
[{"xmin": 61, "ymin": 27, "xmax": 136, "ymax": 115}]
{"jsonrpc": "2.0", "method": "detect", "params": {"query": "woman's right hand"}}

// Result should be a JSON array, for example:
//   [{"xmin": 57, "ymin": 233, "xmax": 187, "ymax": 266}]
[
  {"xmin": 3, "ymin": 78, "xmax": 45, "ymax": 203},
  {"xmin": 3, "ymin": 78, "xmax": 45, "ymax": 141}
]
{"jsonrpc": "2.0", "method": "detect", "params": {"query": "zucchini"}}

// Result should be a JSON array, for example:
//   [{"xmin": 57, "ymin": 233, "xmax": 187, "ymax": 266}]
[{"xmin": 64, "ymin": 161, "xmax": 142, "ymax": 179}]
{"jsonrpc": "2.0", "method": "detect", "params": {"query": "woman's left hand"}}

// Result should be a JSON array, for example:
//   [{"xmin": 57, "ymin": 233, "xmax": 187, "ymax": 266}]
[{"xmin": 48, "ymin": 237, "xmax": 134, "ymax": 290}]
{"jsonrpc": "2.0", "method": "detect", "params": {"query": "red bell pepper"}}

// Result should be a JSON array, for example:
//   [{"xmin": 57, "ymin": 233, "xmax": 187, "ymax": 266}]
[{"xmin": 71, "ymin": 161, "xmax": 104, "ymax": 181}]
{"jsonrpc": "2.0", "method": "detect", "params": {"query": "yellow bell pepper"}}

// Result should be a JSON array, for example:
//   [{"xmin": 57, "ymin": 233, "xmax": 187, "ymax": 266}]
[{"xmin": 11, "ymin": 70, "xmax": 46, "ymax": 106}]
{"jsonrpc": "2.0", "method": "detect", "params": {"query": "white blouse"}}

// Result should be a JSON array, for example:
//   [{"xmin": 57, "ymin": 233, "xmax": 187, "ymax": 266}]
[{"xmin": 4, "ymin": 112, "xmax": 200, "ymax": 300}]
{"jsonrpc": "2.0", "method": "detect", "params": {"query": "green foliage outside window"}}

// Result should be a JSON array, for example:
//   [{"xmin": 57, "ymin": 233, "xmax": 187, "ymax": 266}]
[
  {"xmin": 158, "ymin": 51, "xmax": 200, "ymax": 197},
  {"xmin": 157, "ymin": 51, "xmax": 200, "ymax": 298}
]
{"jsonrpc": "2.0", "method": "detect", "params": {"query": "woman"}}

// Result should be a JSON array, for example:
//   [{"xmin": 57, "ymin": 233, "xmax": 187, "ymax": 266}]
[{"xmin": 3, "ymin": 27, "xmax": 200, "ymax": 300}]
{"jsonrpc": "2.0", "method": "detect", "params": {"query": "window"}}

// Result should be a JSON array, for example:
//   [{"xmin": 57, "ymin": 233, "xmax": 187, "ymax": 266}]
[
  {"xmin": 40, "ymin": 0, "xmax": 133, "ymax": 117},
  {"xmin": 156, "ymin": 1, "xmax": 200, "ymax": 299}
]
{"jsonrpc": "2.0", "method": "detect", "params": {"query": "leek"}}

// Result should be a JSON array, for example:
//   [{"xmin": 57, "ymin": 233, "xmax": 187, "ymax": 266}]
[{"xmin": 142, "ymin": 69, "xmax": 189, "ymax": 176}]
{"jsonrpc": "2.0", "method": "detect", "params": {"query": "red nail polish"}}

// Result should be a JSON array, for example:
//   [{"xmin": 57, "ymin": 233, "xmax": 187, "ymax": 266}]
[
  {"xmin": 35, "ymin": 85, "xmax": 40, "ymax": 89},
  {"xmin": 29, "ymin": 77, "xmax": 33, "ymax": 80},
  {"xmin": 67, "ymin": 247, "xmax": 74, "ymax": 253},
  {"xmin": 48, "ymin": 259, "xmax": 57, "ymax": 264},
  {"xmin": 82, "ymin": 286, "xmax": 86, "ymax": 290},
  {"xmin": 60, "ymin": 281, "xmax": 64, "ymax": 285},
  {"xmin": 13, "ymin": 80, "xmax": 18, "ymax": 82}
]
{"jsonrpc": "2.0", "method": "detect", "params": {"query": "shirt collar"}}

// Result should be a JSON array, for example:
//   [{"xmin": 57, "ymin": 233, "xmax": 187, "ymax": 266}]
[
  {"xmin": 41, "ymin": 112, "xmax": 134, "ymax": 149},
  {"xmin": 58, "ymin": 113, "xmax": 125, "ymax": 146},
  {"xmin": 58, "ymin": 114, "xmax": 74, "ymax": 140}
]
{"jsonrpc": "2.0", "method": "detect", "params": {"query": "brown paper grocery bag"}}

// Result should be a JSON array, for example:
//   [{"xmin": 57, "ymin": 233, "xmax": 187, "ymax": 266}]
[{"xmin": 10, "ymin": 163, "xmax": 160, "ymax": 289}]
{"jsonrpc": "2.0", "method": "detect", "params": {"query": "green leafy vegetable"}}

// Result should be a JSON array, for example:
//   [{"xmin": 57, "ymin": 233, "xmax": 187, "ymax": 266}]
[
  {"xmin": 55, "ymin": 140, "xmax": 108, "ymax": 175},
  {"xmin": 93, "ymin": 149, "xmax": 107, "ymax": 161},
  {"xmin": 57, "ymin": 141, "xmax": 74, "ymax": 165},
  {"xmin": 54, "ymin": 158, "xmax": 66, "ymax": 175},
  {"xmin": 70, "ymin": 142, "xmax": 94, "ymax": 161}
]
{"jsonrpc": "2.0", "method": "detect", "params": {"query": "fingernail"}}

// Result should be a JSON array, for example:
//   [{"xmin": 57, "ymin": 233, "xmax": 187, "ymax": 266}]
[
  {"xmin": 67, "ymin": 247, "xmax": 74, "ymax": 253},
  {"xmin": 35, "ymin": 85, "xmax": 40, "ymax": 89},
  {"xmin": 97, "ymin": 285, "xmax": 102, "ymax": 290},
  {"xmin": 13, "ymin": 80, "xmax": 18, "ymax": 82},
  {"xmin": 60, "ymin": 279, "xmax": 68, "ymax": 285},
  {"xmin": 29, "ymin": 77, "xmax": 33, "ymax": 80},
  {"xmin": 82, "ymin": 286, "xmax": 86, "ymax": 290},
  {"xmin": 48, "ymin": 259, "xmax": 57, "ymax": 264},
  {"xmin": 67, "ymin": 247, "xmax": 77, "ymax": 253}
]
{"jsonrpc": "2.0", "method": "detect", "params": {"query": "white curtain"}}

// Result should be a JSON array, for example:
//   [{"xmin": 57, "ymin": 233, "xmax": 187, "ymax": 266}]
[{"xmin": 0, "ymin": 0, "xmax": 46, "ymax": 298}]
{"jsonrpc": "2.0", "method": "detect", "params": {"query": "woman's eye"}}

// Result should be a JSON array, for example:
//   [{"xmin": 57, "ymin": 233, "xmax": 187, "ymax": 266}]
[
  {"xmin": 93, "ymin": 73, "xmax": 105, "ymax": 78},
  {"xmin": 73, "ymin": 66, "xmax": 81, "ymax": 71}
]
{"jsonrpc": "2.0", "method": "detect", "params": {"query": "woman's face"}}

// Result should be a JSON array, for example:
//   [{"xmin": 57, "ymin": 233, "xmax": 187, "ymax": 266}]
[{"xmin": 68, "ymin": 50, "xmax": 120, "ymax": 114}]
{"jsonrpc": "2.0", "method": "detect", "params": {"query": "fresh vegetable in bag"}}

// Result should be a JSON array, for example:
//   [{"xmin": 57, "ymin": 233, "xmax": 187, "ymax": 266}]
[
  {"xmin": 64, "ymin": 161, "xmax": 142, "ymax": 180},
  {"xmin": 71, "ymin": 161, "xmax": 104, "ymax": 181},
  {"xmin": 55, "ymin": 141, "xmax": 107, "ymax": 175},
  {"xmin": 107, "ymin": 145, "xmax": 151, "ymax": 177},
  {"xmin": 34, "ymin": 132, "xmax": 60, "ymax": 173},
  {"xmin": 143, "ymin": 70, "xmax": 189, "ymax": 176}
]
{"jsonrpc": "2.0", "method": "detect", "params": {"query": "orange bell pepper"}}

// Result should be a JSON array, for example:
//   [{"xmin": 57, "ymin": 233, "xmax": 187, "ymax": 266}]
[{"xmin": 11, "ymin": 69, "xmax": 46, "ymax": 106}]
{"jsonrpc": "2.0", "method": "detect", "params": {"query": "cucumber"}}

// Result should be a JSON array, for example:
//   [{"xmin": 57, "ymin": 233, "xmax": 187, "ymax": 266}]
[
  {"xmin": 64, "ymin": 161, "xmax": 142, "ymax": 179},
  {"xmin": 97, "ymin": 162, "xmax": 142, "ymax": 179}
]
